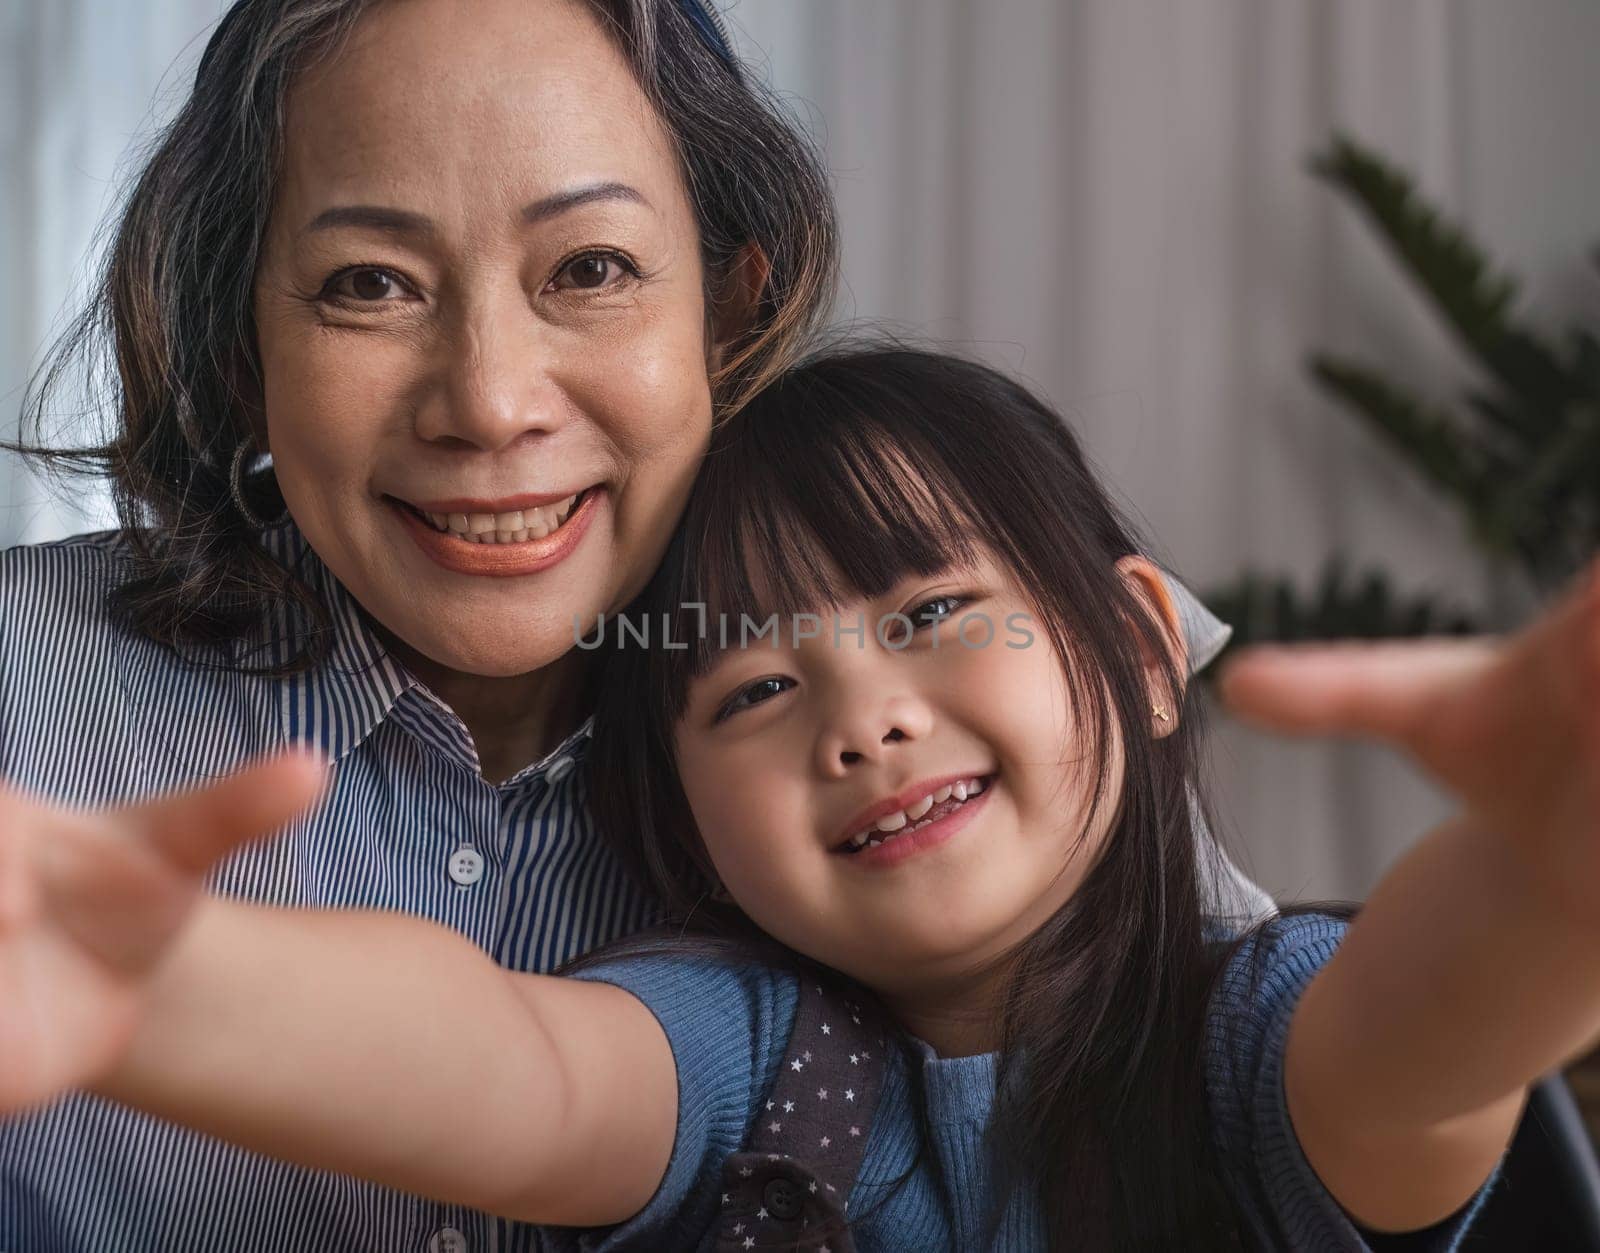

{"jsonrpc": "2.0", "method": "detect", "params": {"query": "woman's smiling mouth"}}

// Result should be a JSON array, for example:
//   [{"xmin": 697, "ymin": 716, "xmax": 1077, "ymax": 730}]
[
  {"xmin": 406, "ymin": 491, "xmax": 586, "ymax": 543},
  {"xmin": 389, "ymin": 486, "xmax": 604, "ymax": 576}
]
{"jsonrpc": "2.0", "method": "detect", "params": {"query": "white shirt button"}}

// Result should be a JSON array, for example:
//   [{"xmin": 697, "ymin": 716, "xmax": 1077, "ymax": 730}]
[
  {"xmin": 545, "ymin": 756, "xmax": 574, "ymax": 783},
  {"xmin": 428, "ymin": 1227, "xmax": 467, "ymax": 1253},
  {"xmin": 447, "ymin": 847, "xmax": 484, "ymax": 887}
]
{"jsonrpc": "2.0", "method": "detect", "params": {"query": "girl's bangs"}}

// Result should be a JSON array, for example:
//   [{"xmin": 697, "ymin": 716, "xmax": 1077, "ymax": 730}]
[{"xmin": 657, "ymin": 384, "xmax": 994, "ymax": 711}]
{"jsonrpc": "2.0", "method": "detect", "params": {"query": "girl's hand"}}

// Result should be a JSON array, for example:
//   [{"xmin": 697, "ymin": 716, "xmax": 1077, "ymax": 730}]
[
  {"xmin": 0, "ymin": 753, "xmax": 326, "ymax": 1115},
  {"xmin": 1220, "ymin": 560, "xmax": 1600, "ymax": 918}
]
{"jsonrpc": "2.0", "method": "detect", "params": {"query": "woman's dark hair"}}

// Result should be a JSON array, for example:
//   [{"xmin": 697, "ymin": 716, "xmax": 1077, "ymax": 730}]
[
  {"xmin": 14, "ymin": 0, "xmax": 837, "ymax": 672},
  {"xmin": 587, "ymin": 346, "xmax": 1253, "ymax": 1249}
]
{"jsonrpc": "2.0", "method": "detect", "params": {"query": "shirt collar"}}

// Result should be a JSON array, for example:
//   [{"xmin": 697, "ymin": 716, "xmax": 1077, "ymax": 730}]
[
  {"xmin": 261, "ymin": 521, "xmax": 595, "ymax": 778},
  {"xmin": 265, "ymin": 522, "xmax": 415, "ymax": 764}
]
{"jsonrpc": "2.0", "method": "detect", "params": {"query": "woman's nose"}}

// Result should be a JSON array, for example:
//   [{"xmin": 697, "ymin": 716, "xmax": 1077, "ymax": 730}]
[
  {"xmin": 414, "ymin": 306, "xmax": 566, "ymax": 451},
  {"xmin": 815, "ymin": 693, "xmax": 936, "ymax": 776}
]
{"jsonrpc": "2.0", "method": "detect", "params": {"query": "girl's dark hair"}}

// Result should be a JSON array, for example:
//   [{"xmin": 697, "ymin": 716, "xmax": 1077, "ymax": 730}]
[
  {"xmin": 14, "ymin": 0, "xmax": 837, "ymax": 672},
  {"xmin": 587, "ymin": 346, "xmax": 1252, "ymax": 1249}
]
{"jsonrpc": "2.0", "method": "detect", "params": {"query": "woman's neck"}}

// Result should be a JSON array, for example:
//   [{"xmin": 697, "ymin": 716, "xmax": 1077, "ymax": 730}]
[{"xmin": 374, "ymin": 628, "xmax": 594, "ymax": 785}]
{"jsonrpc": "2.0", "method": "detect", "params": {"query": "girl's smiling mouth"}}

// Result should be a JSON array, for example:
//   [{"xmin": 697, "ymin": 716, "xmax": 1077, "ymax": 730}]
[{"xmin": 832, "ymin": 772, "xmax": 997, "ymax": 865}]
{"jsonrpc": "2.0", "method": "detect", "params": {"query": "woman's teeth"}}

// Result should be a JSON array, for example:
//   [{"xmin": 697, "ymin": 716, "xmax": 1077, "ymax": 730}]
[
  {"xmin": 419, "ymin": 493, "xmax": 581, "ymax": 544},
  {"xmin": 844, "ymin": 776, "xmax": 989, "ymax": 853}
]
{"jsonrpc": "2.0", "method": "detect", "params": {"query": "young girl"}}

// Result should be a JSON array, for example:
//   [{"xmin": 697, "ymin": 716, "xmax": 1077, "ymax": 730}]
[{"xmin": 3, "ymin": 348, "xmax": 1596, "ymax": 1250}]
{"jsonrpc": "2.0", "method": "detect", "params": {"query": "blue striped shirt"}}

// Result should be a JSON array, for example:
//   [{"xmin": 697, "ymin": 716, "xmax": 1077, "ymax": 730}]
[{"xmin": 0, "ymin": 524, "xmax": 662, "ymax": 1253}]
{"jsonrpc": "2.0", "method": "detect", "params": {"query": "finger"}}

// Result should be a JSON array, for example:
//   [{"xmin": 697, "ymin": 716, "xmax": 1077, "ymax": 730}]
[
  {"xmin": 122, "ymin": 750, "xmax": 328, "ymax": 876},
  {"xmin": 1218, "ymin": 638, "xmax": 1497, "ymax": 746},
  {"xmin": 0, "ymin": 788, "xmax": 40, "ymax": 930}
]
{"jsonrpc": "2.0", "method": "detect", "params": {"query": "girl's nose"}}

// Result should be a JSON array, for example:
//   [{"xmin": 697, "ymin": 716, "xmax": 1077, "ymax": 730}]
[
  {"xmin": 816, "ymin": 694, "xmax": 936, "ymax": 776},
  {"xmin": 414, "ymin": 306, "xmax": 567, "ymax": 451}
]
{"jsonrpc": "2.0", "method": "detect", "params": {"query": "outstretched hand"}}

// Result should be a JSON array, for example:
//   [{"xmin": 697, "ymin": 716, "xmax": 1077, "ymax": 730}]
[
  {"xmin": 0, "ymin": 752, "xmax": 327, "ymax": 1115},
  {"xmin": 1220, "ymin": 561, "xmax": 1600, "ymax": 912}
]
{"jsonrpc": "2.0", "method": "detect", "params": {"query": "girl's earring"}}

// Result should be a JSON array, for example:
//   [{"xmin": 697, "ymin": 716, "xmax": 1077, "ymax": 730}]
[{"xmin": 1152, "ymin": 705, "xmax": 1170, "ymax": 723}]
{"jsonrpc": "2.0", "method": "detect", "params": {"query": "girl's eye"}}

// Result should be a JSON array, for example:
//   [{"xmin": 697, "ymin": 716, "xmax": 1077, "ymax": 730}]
[
  {"xmin": 323, "ymin": 267, "xmax": 410, "ymax": 304},
  {"xmin": 716, "ymin": 675, "xmax": 796, "ymax": 723},
  {"xmin": 549, "ymin": 251, "xmax": 637, "ymax": 293},
  {"xmin": 909, "ymin": 595, "xmax": 964, "ymax": 629},
  {"xmin": 880, "ymin": 594, "xmax": 967, "ymax": 648}
]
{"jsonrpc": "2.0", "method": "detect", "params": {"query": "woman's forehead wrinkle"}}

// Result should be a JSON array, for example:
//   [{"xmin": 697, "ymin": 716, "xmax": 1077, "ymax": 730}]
[{"xmin": 276, "ymin": 0, "xmax": 683, "ymax": 226}]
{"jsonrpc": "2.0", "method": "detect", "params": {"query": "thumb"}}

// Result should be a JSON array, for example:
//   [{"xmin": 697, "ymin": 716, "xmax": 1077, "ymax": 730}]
[
  {"xmin": 1217, "ymin": 638, "xmax": 1496, "ymax": 748},
  {"xmin": 123, "ymin": 749, "xmax": 329, "ymax": 876}
]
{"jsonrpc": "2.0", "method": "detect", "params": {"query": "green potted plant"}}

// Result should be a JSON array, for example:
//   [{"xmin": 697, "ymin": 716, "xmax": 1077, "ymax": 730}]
[
  {"xmin": 1206, "ymin": 133, "xmax": 1600, "ymax": 657},
  {"xmin": 1206, "ymin": 132, "xmax": 1600, "ymax": 1139}
]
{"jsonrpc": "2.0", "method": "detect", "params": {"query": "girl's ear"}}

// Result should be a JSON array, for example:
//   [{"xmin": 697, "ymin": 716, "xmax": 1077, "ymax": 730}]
[
  {"xmin": 1115, "ymin": 555, "xmax": 1187, "ymax": 738},
  {"xmin": 707, "ymin": 242, "xmax": 772, "ymax": 371}
]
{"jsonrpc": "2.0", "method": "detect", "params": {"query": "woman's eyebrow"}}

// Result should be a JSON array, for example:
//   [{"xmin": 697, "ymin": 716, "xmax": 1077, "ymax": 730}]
[
  {"xmin": 522, "ymin": 181, "xmax": 650, "ymax": 224},
  {"xmin": 300, "ymin": 183, "xmax": 650, "ymax": 238}
]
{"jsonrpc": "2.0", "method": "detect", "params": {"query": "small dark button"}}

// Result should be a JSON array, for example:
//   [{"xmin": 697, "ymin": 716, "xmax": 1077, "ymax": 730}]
[{"xmin": 763, "ymin": 1176, "xmax": 804, "ymax": 1220}]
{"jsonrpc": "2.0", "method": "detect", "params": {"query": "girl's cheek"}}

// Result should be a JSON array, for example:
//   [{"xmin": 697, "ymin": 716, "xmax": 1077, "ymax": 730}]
[{"xmin": 682, "ymin": 763, "xmax": 770, "ymax": 874}]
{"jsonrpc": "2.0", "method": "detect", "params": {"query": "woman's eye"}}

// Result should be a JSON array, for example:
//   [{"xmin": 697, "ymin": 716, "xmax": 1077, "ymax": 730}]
[
  {"xmin": 717, "ymin": 675, "xmax": 795, "ymax": 722},
  {"xmin": 549, "ymin": 252, "xmax": 636, "ymax": 293},
  {"xmin": 323, "ymin": 267, "xmax": 409, "ymax": 304}
]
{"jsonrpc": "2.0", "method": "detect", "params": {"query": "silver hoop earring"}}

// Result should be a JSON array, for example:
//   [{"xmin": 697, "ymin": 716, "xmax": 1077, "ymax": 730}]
[{"xmin": 230, "ymin": 440, "xmax": 289, "ymax": 530}]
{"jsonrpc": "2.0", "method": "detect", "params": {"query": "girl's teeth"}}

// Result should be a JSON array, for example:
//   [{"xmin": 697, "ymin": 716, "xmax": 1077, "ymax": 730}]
[
  {"xmin": 846, "ymin": 776, "xmax": 990, "ymax": 853},
  {"xmin": 448, "ymin": 512, "xmax": 469, "ymax": 532}
]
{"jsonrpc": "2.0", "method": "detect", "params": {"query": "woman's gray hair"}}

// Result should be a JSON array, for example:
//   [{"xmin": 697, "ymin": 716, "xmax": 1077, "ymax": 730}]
[{"xmin": 16, "ymin": 0, "xmax": 838, "ymax": 673}]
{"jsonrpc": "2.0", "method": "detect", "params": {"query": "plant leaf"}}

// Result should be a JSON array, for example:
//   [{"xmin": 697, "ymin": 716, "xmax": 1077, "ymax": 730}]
[
  {"xmin": 1308, "ymin": 354, "xmax": 1512, "ymax": 550},
  {"xmin": 1311, "ymin": 134, "xmax": 1580, "ymax": 426},
  {"xmin": 1201, "ymin": 560, "xmax": 1477, "ymax": 669}
]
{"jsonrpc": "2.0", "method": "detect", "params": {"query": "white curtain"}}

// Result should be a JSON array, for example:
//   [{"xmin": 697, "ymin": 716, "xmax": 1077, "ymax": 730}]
[
  {"xmin": 6, "ymin": 0, "xmax": 1600, "ymax": 898},
  {"xmin": 0, "ymin": 0, "xmax": 231, "ymax": 544}
]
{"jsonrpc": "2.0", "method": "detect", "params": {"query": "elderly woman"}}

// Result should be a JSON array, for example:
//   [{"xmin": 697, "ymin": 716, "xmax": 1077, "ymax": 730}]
[{"xmin": 0, "ymin": 2, "xmax": 1253, "ymax": 1250}]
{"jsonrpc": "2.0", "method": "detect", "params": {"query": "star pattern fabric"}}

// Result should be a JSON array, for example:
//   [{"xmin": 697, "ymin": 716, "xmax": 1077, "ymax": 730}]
[{"xmin": 715, "ymin": 982, "xmax": 887, "ymax": 1252}]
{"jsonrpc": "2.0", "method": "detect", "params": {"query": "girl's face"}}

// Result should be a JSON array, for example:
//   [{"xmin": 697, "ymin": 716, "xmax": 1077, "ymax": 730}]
[
  {"xmin": 674, "ymin": 549, "xmax": 1178, "ymax": 1008},
  {"xmin": 253, "ymin": 0, "xmax": 713, "ymax": 680}
]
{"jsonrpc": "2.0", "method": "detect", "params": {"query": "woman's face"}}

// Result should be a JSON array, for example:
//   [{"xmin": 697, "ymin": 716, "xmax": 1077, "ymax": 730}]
[{"xmin": 254, "ymin": 0, "xmax": 714, "ymax": 678}]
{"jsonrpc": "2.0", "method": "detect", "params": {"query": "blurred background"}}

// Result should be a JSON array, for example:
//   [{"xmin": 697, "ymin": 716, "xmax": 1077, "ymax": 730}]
[{"xmin": 4, "ymin": 0, "xmax": 1599, "ymax": 903}]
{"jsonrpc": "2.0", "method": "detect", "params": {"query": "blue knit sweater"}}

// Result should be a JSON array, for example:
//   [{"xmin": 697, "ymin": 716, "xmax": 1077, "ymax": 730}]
[{"xmin": 555, "ymin": 914, "xmax": 1494, "ymax": 1250}]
